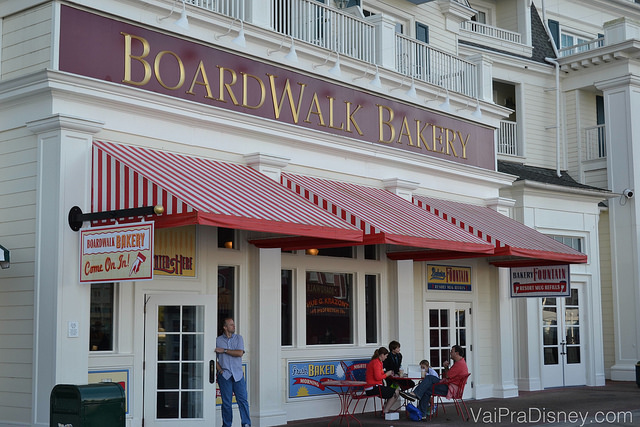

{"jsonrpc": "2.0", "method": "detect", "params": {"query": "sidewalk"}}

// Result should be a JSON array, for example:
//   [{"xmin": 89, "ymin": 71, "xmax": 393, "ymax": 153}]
[{"xmin": 275, "ymin": 380, "xmax": 640, "ymax": 426}]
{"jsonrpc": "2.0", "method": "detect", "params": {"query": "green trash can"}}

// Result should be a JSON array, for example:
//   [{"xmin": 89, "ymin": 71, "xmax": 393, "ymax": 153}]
[{"xmin": 50, "ymin": 383, "xmax": 125, "ymax": 427}]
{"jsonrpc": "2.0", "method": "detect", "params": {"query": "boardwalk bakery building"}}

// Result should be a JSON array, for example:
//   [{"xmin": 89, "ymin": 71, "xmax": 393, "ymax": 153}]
[{"xmin": 3, "ymin": 0, "xmax": 633, "ymax": 426}]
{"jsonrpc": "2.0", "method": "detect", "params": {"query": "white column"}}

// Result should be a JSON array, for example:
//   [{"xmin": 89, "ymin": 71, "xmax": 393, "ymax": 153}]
[
  {"xmin": 366, "ymin": 14, "xmax": 397, "ymax": 70},
  {"xmin": 466, "ymin": 54, "xmax": 493, "ymax": 103},
  {"xmin": 26, "ymin": 114, "xmax": 104, "ymax": 426},
  {"xmin": 251, "ymin": 246, "xmax": 287, "ymax": 425},
  {"xmin": 395, "ymin": 259, "xmax": 416, "ymax": 365},
  {"xmin": 496, "ymin": 268, "xmax": 518, "ymax": 397},
  {"xmin": 246, "ymin": 0, "xmax": 271, "ymax": 29},
  {"xmin": 515, "ymin": 298, "xmax": 543, "ymax": 390},
  {"xmin": 596, "ymin": 75, "xmax": 640, "ymax": 380}
]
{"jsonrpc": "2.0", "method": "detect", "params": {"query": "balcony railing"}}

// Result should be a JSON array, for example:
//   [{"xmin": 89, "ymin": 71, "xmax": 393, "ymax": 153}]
[
  {"xmin": 584, "ymin": 124, "xmax": 606, "ymax": 160},
  {"xmin": 271, "ymin": 0, "xmax": 375, "ymax": 63},
  {"xmin": 558, "ymin": 37, "xmax": 605, "ymax": 57},
  {"xmin": 395, "ymin": 33, "xmax": 477, "ymax": 98},
  {"xmin": 498, "ymin": 120, "xmax": 518, "ymax": 156},
  {"xmin": 460, "ymin": 21, "xmax": 522, "ymax": 44},
  {"xmin": 186, "ymin": 0, "xmax": 478, "ymax": 97},
  {"xmin": 187, "ymin": 0, "xmax": 245, "ymax": 20}
]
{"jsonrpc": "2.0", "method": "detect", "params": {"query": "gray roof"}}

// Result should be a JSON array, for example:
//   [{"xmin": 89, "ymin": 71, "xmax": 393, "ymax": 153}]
[{"xmin": 497, "ymin": 160, "xmax": 603, "ymax": 191}]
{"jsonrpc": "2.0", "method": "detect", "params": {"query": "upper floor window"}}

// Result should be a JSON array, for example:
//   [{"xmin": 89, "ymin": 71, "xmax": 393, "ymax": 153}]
[
  {"xmin": 551, "ymin": 235, "xmax": 583, "ymax": 253},
  {"xmin": 471, "ymin": 11, "xmax": 486, "ymax": 24}
]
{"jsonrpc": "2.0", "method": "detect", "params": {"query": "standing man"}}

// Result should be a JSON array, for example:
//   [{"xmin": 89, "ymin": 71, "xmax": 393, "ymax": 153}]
[{"xmin": 215, "ymin": 318, "xmax": 251, "ymax": 427}]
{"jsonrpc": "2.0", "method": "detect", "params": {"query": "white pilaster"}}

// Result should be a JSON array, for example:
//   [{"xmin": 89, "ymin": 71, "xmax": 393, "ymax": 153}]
[
  {"xmin": 596, "ymin": 75, "xmax": 640, "ymax": 380},
  {"xmin": 251, "ymin": 247, "xmax": 287, "ymax": 425},
  {"xmin": 27, "ymin": 114, "xmax": 104, "ymax": 426},
  {"xmin": 466, "ymin": 54, "xmax": 494, "ymax": 103},
  {"xmin": 395, "ymin": 259, "xmax": 416, "ymax": 365},
  {"xmin": 496, "ymin": 268, "xmax": 518, "ymax": 397},
  {"xmin": 366, "ymin": 14, "xmax": 397, "ymax": 70},
  {"xmin": 246, "ymin": 0, "xmax": 271, "ymax": 29}
]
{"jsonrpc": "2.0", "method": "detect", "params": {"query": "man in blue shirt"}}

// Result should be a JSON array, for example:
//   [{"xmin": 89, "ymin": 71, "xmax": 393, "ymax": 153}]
[{"xmin": 216, "ymin": 318, "xmax": 251, "ymax": 427}]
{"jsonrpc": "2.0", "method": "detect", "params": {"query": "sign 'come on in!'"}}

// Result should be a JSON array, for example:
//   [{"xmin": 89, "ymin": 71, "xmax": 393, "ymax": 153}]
[{"xmin": 80, "ymin": 223, "xmax": 154, "ymax": 283}]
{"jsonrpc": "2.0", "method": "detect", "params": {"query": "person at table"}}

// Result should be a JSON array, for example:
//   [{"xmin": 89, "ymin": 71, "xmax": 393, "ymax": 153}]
[
  {"xmin": 419, "ymin": 359, "xmax": 439, "ymax": 379},
  {"xmin": 365, "ymin": 346, "xmax": 401, "ymax": 415},
  {"xmin": 400, "ymin": 345, "xmax": 469, "ymax": 418},
  {"xmin": 383, "ymin": 340, "xmax": 415, "ymax": 390}
]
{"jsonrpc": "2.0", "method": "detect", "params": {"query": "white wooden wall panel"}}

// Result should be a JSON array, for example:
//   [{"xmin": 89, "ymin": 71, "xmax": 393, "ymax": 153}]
[{"xmin": 1, "ymin": 3, "xmax": 52, "ymax": 80}]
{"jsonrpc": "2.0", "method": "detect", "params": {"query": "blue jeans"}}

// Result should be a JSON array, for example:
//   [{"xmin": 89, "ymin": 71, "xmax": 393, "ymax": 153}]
[
  {"xmin": 413, "ymin": 375, "xmax": 448, "ymax": 415},
  {"xmin": 217, "ymin": 374, "xmax": 251, "ymax": 427}
]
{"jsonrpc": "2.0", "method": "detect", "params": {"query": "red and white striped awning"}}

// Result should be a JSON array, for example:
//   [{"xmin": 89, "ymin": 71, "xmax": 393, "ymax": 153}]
[
  {"xmin": 269, "ymin": 173, "xmax": 495, "ymax": 254},
  {"xmin": 393, "ymin": 195, "xmax": 588, "ymax": 266},
  {"xmin": 91, "ymin": 141, "xmax": 362, "ymax": 243}
]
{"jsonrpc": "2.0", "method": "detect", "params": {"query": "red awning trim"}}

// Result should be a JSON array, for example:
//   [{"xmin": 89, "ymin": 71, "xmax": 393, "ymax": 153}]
[
  {"xmin": 411, "ymin": 195, "xmax": 588, "ymax": 265},
  {"xmin": 279, "ymin": 173, "xmax": 495, "ymax": 254},
  {"xmin": 92, "ymin": 141, "xmax": 362, "ymax": 243}
]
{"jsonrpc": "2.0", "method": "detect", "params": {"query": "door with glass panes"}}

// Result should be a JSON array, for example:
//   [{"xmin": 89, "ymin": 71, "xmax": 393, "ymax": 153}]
[
  {"xmin": 425, "ymin": 302, "xmax": 472, "ymax": 399},
  {"xmin": 144, "ymin": 294, "xmax": 217, "ymax": 427},
  {"xmin": 541, "ymin": 286, "xmax": 586, "ymax": 387}
]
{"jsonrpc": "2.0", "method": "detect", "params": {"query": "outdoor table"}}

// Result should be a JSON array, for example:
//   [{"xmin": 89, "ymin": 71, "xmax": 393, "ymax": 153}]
[{"xmin": 320, "ymin": 379, "xmax": 367, "ymax": 426}]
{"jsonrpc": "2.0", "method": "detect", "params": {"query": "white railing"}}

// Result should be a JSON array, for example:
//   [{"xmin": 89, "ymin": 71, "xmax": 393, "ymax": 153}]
[
  {"xmin": 498, "ymin": 120, "xmax": 518, "ymax": 156},
  {"xmin": 186, "ymin": 0, "xmax": 245, "ymax": 20},
  {"xmin": 584, "ymin": 124, "xmax": 606, "ymax": 160},
  {"xmin": 460, "ymin": 21, "xmax": 522, "ymax": 44},
  {"xmin": 558, "ymin": 37, "xmax": 605, "ymax": 57},
  {"xmin": 395, "ymin": 33, "xmax": 477, "ymax": 98},
  {"xmin": 271, "ymin": 0, "xmax": 375, "ymax": 63}
]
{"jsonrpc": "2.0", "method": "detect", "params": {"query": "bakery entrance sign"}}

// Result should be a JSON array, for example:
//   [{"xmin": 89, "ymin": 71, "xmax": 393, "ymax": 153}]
[{"xmin": 80, "ymin": 223, "xmax": 154, "ymax": 283}]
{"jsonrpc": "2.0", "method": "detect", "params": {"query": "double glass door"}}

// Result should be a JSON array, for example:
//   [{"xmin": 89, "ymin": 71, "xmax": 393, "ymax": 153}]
[
  {"xmin": 541, "ymin": 287, "xmax": 586, "ymax": 387},
  {"xmin": 144, "ymin": 294, "xmax": 217, "ymax": 427}
]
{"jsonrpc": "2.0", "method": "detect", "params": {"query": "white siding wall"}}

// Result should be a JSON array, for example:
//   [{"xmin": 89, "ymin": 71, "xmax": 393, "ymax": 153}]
[
  {"xmin": 1, "ymin": 3, "xmax": 52, "ymax": 81},
  {"xmin": 495, "ymin": 0, "xmax": 519, "ymax": 33},
  {"xmin": 565, "ymin": 91, "xmax": 579, "ymax": 177},
  {"xmin": 0, "ymin": 129, "xmax": 37, "ymax": 425},
  {"xmin": 521, "ymin": 79, "xmax": 560, "ymax": 168}
]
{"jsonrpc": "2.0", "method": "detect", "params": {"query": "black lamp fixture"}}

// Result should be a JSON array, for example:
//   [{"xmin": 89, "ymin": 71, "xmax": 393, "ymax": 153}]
[{"xmin": 68, "ymin": 205, "xmax": 165, "ymax": 231}]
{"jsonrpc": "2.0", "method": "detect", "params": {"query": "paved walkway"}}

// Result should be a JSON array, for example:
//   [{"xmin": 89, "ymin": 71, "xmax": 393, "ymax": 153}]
[{"xmin": 275, "ymin": 380, "xmax": 640, "ymax": 426}]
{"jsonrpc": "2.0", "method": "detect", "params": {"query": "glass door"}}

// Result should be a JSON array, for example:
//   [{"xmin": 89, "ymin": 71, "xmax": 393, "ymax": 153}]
[
  {"xmin": 541, "ymin": 287, "xmax": 586, "ymax": 387},
  {"xmin": 144, "ymin": 294, "xmax": 217, "ymax": 427},
  {"xmin": 425, "ymin": 302, "xmax": 472, "ymax": 398}
]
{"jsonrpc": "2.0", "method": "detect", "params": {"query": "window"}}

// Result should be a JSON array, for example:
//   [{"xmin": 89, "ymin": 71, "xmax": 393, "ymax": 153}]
[
  {"xmin": 217, "ymin": 228, "xmax": 236, "ymax": 249},
  {"xmin": 218, "ymin": 266, "xmax": 235, "ymax": 335},
  {"xmin": 471, "ymin": 11, "xmax": 486, "ymax": 24},
  {"xmin": 90, "ymin": 283, "xmax": 114, "ymax": 351},
  {"xmin": 307, "ymin": 246, "xmax": 354, "ymax": 258},
  {"xmin": 364, "ymin": 245, "xmax": 377, "ymax": 260},
  {"xmin": 551, "ymin": 235, "xmax": 583, "ymax": 253},
  {"xmin": 281, "ymin": 269, "xmax": 293, "ymax": 346},
  {"xmin": 416, "ymin": 22, "xmax": 429, "ymax": 44},
  {"xmin": 306, "ymin": 271, "xmax": 353, "ymax": 344},
  {"xmin": 365, "ymin": 274, "xmax": 378, "ymax": 343}
]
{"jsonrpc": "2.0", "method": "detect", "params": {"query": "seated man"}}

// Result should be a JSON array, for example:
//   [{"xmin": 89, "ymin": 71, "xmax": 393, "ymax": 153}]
[{"xmin": 400, "ymin": 345, "xmax": 468, "ymax": 418}]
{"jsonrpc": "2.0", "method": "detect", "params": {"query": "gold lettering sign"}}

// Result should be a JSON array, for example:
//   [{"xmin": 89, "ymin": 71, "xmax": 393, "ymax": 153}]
[
  {"xmin": 154, "ymin": 225, "xmax": 196, "ymax": 277},
  {"xmin": 59, "ymin": 6, "xmax": 495, "ymax": 170}
]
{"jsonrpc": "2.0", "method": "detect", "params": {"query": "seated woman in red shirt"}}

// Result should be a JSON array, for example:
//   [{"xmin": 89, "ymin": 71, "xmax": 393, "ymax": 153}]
[{"xmin": 365, "ymin": 347, "xmax": 401, "ymax": 415}]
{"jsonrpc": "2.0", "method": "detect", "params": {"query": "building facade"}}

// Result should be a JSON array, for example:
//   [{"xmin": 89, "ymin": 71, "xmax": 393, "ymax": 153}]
[{"xmin": 0, "ymin": 1, "xmax": 637, "ymax": 426}]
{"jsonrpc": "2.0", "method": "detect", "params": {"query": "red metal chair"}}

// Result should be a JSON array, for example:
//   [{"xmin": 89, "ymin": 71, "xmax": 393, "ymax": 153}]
[
  {"xmin": 343, "ymin": 362, "xmax": 384, "ymax": 416},
  {"xmin": 430, "ymin": 372, "xmax": 471, "ymax": 421}
]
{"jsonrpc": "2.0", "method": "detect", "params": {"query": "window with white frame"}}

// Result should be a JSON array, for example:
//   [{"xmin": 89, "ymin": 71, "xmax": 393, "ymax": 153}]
[{"xmin": 550, "ymin": 235, "xmax": 584, "ymax": 253}]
